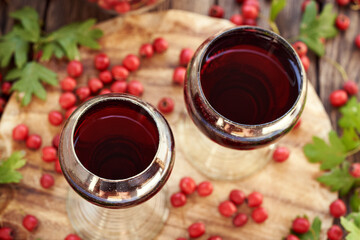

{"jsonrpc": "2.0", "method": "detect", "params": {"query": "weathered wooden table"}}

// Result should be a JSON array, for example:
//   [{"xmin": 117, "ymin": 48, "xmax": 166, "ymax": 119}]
[{"xmin": 0, "ymin": 0, "xmax": 359, "ymax": 239}]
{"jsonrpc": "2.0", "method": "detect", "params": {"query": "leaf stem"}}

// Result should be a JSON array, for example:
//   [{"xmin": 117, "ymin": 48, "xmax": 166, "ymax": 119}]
[
  {"xmin": 346, "ymin": 145, "xmax": 360, "ymax": 157},
  {"xmin": 323, "ymin": 56, "xmax": 349, "ymax": 82}
]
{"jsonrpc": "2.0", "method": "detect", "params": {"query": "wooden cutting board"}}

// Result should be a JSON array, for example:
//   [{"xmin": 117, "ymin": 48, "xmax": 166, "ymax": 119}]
[{"xmin": 0, "ymin": 10, "xmax": 336, "ymax": 240}]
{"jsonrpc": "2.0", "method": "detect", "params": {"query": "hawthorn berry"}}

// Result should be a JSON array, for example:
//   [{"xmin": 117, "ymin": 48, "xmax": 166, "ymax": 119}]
[
  {"xmin": 0, "ymin": 227, "xmax": 13, "ymax": 240},
  {"xmin": 170, "ymin": 192, "xmax": 187, "ymax": 207},
  {"xmin": 110, "ymin": 81, "xmax": 127, "ymax": 93},
  {"xmin": 173, "ymin": 67, "xmax": 186, "ymax": 85},
  {"xmin": 336, "ymin": 0, "xmax": 350, "ymax": 6},
  {"xmin": 48, "ymin": 110, "xmax": 63, "ymax": 126},
  {"xmin": 230, "ymin": 14, "xmax": 244, "ymax": 26},
  {"xmin": 218, "ymin": 200, "xmax": 237, "ymax": 217},
  {"xmin": 0, "ymin": 98, "xmax": 5, "ymax": 113},
  {"xmin": 327, "ymin": 225, "xmax": 343, "ymax": 240},
  {"xmin": 329, "ymin": 89, "xmax": 348, "ymax": 107},
  {"xmin": 233, "ymin": 213, "xmax": 248, "ymax": 227},
  {"xmin": 343, "ymin": 80, "xmax": 358, "ymax": 95},
  {"xmin": 247, "ymin": 192, "xmax": 263, "ymax": 207},
  {"xmin": 114, "ymin": 1, "xmax": 131, "ymax": 14},
  {"xmin": 355, "ymin": 34, "xmax": 360, "ymax": 49},
  {"xmin": 292, "ymin": 217, "xmax": 310, "ymax": 234},
  {"xmin": 40, "ymin": 173, "xmax": 55, "ymax": 189},
  {"xmin": 243, "ymin": 18, "xmax": 257, "ymax": 26},
  {"xmin": 26, "ymin": 134, "xmax": 42, "ymax": 150},
  {"xmin": 286, "ymin": 235, "xmax": 300, "ymax": 240},
  {"xmin": 64, "ymin": 233, "xmax": 82, "ymax": 240},
  {"xmin": 208, "ymin": 236, "xmax": 222, "ymax": 240},
  {"xmin": 300, "ymin": 55, "xmax": 310, "ymax": 72},
  {"xmin": 242, "ymin": 5, "xmax": 258, "ymax": 19},
  {"xmin": 52, "ymin": 134, "xmax": 60, "ymax": 149},
  {"xmin": 12, "ymin": 124, "xmax": 29, "ymax": 141},
  {"xmin": 251, "ymin": 207, "xmax": 268, "ymax": 223},
  {"xmin": 88, "ymin": 78, "xmax": 104, "ymax": 93},
  {"xmin": 99, "ymin": 70, "xmax": 113, "ymax": 84},
  {"xmin": 158, "ymin": 97, "xmax": 174, "ymax": 114},
  {"xmin": 94, "ymin": 53, "xmax": 110, "ymax": 71},
  {"xmin": 272, "ymin": 146, "xmax": 290, "ymax": 162},
  {"xmin": 335, "ymin": 14, "xmax": 350, "ymax": 31},
  {"xmin": 99, "ymin": 88, "xmax": 111, "ymax": 95},
  {"xmin": 55, "ymin": 158, "xmax": 62, "ymax": 174},
  {"xmin": 67, "ymin": 60, "xmax": 83, "ymax": 78},
  {"xmin": 243, "ymin": 0, "xmax": 260, "ymax": 10},
  {"xmin": 179, "ymin": 177, "xmax": 196, "ymax": 195},
  {"xmin": 127, "ymin": 80, "xmax": 144, "ymax": 96},
  {"xmin": 60, "ymin": 77, "xmax": 77, "ymax": 92},
  {"xmin": 209, "ymin": 5, "xmax": 224, "ymax": 18},
  {"xmin": 197, "ymin": 181, "xmax": 213, "ymax": 197},
  {"xmin": 229, "ymin": 189, "xmax": 246, "ymax": 205},
  {"xmin": 179, "ymin": 48, "xmax": 194, "ymax": 66},
  {"xmin": 42, "ymin": 146, "xmax": 57, "ymax": 162},
  {"xmin": 76, "ymin": 87, "xmax": 91, "ymax": 101},
  {"xmin": 122, "ymin": 54, "xmax": 140, "ymax": 72},
  {"xmin": 22, "ymin": 214, "xmax": 38, "ymax": 232},
  {"xmin": 292, "ymin": 41, "xmax": 308, "ymax": 57},
  {"xmin": 111, "ymin": 65, "xmax": 129, "ymax": 81},
  {"xmin": 329, "ymin": 199, "xmax": 347, "ymax": 218},
  {"xmin": 59, "ymin": 92, "xmax": 76, "ymax": 110},
  {"xmin": 153, "ymin": 38, "xmax": 168, "ymax": 53},
  {"xmin": 349, "ymin": 163, "xmax": 360, "ymax": 178},
  {"xmin": 139, "ymin": 43, "xmax": 154, "ymax": 58},
  {"xmin": 188, "ymin": 222, "xmax": 205, "ymax": 238},
  {"xmin": 1, "ymin": 82, "xmax": 11, "ymax": 95},
  {"xmin": 65, "ymin": 106, "xmax": 77, "ymax": 119}
]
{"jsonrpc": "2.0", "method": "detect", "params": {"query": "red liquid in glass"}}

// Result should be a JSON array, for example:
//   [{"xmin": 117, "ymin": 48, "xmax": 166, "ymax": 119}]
[
  {"xmin": 73, "ymin": 99, "xmax": 159, "ymax": 180},
  {"xmin": 200, "ymin": 45, "xmax": 299, "ymax": 125}
]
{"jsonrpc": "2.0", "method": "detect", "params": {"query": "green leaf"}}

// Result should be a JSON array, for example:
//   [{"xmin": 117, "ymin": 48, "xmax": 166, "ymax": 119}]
[
  {"xmin": 347, "ymin": 212, "xmax": 360, "ymax": 228},
  {"xmin": 341, "ymin": 216, "xmax": 360, "ymax": 240},
  {"xmin": 341, "ymin": 128, "xmax": 360, "ymax": 152},
  {"xmin": 317, "ymin": 162, "xmax": 355, "ymax": 196},
  {"xmin": 339, "ymin": 97, "xmax": 360, "ymax": 132},
  {"xmin": 10, "ymin": 7, "xmax": 40, "ymax": 42},
  {"xmin": 350, "ymin": 189, "xmax": 360, "ymax": 212},
  {"xmin": 304, "ymin": 131, "xmax": 346, "ymax": 170},
  {"xmin": 270, "ymin": 0, "xmax": 287, "ymax": 21},
  {"xmin": 295, "ymin": 217, "xmax": 321, "ymax": 240},
  {"xmin": 0, "ymin": 151, "xmax": 26, "ymax": 184},
  {"xmin": 0, "ymin": 31, "xmax": 29, "ymax": 68},
  {"xmin": 5, "ymin": 62, "xmax": 57, "ymax": 106},
  {"xmin": 299, "ymin": 35, "xmax": 325, "ymax": 56}
]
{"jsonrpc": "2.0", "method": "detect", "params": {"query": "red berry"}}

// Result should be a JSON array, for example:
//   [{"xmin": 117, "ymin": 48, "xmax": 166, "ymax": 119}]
[
  {"xmin": 242, "ymin": 5, "xmax": 258, "ymax": 19},
  {"xmin": 336, "ymin": 0, "xmax": 350, "ymax": 6},
  {"xmin": 243, "ymin": 18, "xmax": 257, "ymax": 26},
  {"xmin": 22, "ymin": 215, "xmax": 38, "ymax": 232},
  {"xmin": 230, "ymin": 14, "xmax": 244, "ymax": 25},
  {"xmin": 209, "ymin": 5, "xmax": 224, "ymax": 18},
  {"xmin": 111, "ymin": 65, "xmax": 129, "ymax": 81},
  {"xmin": 327, "ymin": 225, "xmax": 343, "ymax": 240},
  {"xmin": 208, "ymin": 236, "xmax": 222, "ymax": 240},
  {"xmin": 99, "ymin": 88, "xmax": 111, "ymax": 95},
  {"xmin": 247, "ymin": 192, "xmax": 263, "ymax": 207},
  {"xmin": 65, "ymin": 106, "xmax": 77, "ymax": 119},
  {"xmin": 173, "ymin": 67, "xmax": 186, "ymax": 85},
  {"xmin": 52, "ymin": 134, "xmax": 60, "ymax": 149},
  {"xmin": 55, "ymin": 158, "xmax": 62, "ymax": 174},
  {"xmin": 48, "ymin": 110, "xmax": 63, "ymax": 126},
  {"xmin": 335, "ymin": 14, "xmax": 350, "ymax": 31},
  {"xmin": 153, "ymin": 38, "xmax": 168, "ymax": 53},
  {"xmin": 59, "ymin": 92, "xmax": 76, "ymax": 110},
  {"xmin": 94, "ymin": 53, "xmax": 110, "ymax": 71},
  {"xmin": 139, "ymin": 43, "xmax": 154, "ymax": 58},
  {"xmin": 244, "ymin": 0, "xmax": 260, "ymax": 10},
  {"xmin": 170, "ymin": 192, "xmax": 187, "ymax": 207},
  {"xmin": 286, "ymin": 235, "xmax": 300, "ymax": 240},
  {"xmin": 0, "ymin": 227, "xmax": 13, "ymax": 240},
  {"xmin": 355, "ymin": 34, "xmax": 360, "ymax": 49},
  {"xmin": 12, "ymin": 124, "xmax": 29, "ymax": 141},
  {"xmin": 272, "ymin": 146, "xmax": 290, "ymax": 162},
  {"xmin": 251, "ymin": 207, "xmax": 268, "ymax": 223},
  {"xmin": 329, "ymin": 89, "xmax": 348, "ymax": 107},
  {"xmin": 26, "ymin": 134, "xmax": 42, "ymax": 150},
  {"xmin": 188, "ymin": 222, "xmax": 205, "ymax": 238},
  {"xmin": 76, "ymin": 86, "xmax": 91, "ymax": 101},
  {"xmin": 40, "ymin": 173, "xmax": 55, "ymax": 189},
  {"xmin": 292, "ymin": 41, "xmax": 308, "ymax": 57},
  {"xmin": 293, "ymin": 118, "xmax": 302, "ymax": 129},
  {"xmin": 197, "ymin": 181, "xmax": 213, "ymax": 197},
  {"xmin": 330, "ymin": 199, "xmax": 347, "ymax": 218},
  {"xmin": 110, "ymin": 81, "xmax": 127, "ymax": 93},
  {"xmin": 232, "ymin": 213, "xmax": 248, "ymax": 227},
  {"xmin": 122, "ymin": 54, "xmax": 140, "ymax": 72},
  {"xmin": 157, "ymin": 97, "xmax": 174, "ymax": 114},
  {"xmin": 88, "ymin": 78, "xmax": 104, "ymax": 93},
  {"xmin": 179, "ymin": 48, "xmax": 194, "ymax": 66},
  {"xmin": 99, "ymin": 70, "xmax": 113, "ymax": 84},
  {"xmin": 42, "ymin": 146, "xmax": 57, "ymax": 162},
  {"xmin": 67, "ymin": 60, "xmax": 83, "ymax": 78},
  {"xmin": 300, "ymin": 55, "xmax": 310, "ymax": 72},
  {"xmin": 1, "ymin": 82, "xmax": 12, "ymax": 95},
  {"xmin": 229, "ymin": 189, "xmax": 246, "ymax": 205},
  {"xmin": 60, "ymin": 77, "xmax": 77, "ymax": 92},
  {"xmin": 343, "ymin": 80, "xmax": 358, "ymax": 95},
  {"xmin": 179, "ymin": 177, "xmax": 196, "ymax": 195},
  {"xmin": 64, "ymin": 233, "xmax": 82, "ymax": 240},
  {"xmin": 349, "ymin": 163, "xmax": 360, "ymax": 178},
  {"xmin": 292, "ymin": 217, "xmax": 310, "ymax": 233},
  {"xmin": 127, "ymin": 80, "xmax": 144, "ymax": 96},
  {"xmin": 218, "ymin": 200, "xmax": 237, "ymax": 217},
  {"xmin": 114, "ymin": 1, "xmax": 131, "ymax": 14}
]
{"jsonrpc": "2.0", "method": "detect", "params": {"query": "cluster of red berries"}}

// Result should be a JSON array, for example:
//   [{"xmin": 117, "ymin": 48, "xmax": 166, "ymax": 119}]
[
  {"xmin": 0, "ymin": 73, "xmax": 11, "ymax": 116},
  {"xmin": 209, "ymin": 0, "xmax": 260, "ymax": 26},
  {"xmin": 329, "ymin": 80, "xmax": 358, "ymax": 107},
  {"xmin": 87, "ymin": 0, "xmax": 158, "ymax": 14},
  {"xmin": 292, "ymin": 41, "xmax": 310, "ymax": 73}
]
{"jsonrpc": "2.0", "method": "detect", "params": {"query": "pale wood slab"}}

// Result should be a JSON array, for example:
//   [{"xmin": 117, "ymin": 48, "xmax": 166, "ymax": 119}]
[{"xmin": 0, "ymin": 10, "xmax": 336, "ymax": 240}]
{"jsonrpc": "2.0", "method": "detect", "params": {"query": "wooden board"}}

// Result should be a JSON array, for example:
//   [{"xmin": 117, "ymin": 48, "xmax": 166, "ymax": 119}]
[{"xmin": 0, "ymin": 10, "xmax": 337, "ymax": 240}]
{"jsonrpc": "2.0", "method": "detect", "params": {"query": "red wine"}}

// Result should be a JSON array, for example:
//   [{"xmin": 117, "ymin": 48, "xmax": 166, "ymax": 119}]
[
  {"xmin": 73, "ymin": 99, "xmax": 159, "ymax": 180},
  {"xmin": 201, "ymin": 45, "xmax": 299, "ymax": 125}
]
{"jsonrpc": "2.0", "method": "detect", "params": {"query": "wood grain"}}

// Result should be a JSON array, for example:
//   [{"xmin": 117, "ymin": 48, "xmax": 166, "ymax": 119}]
[{"xmin": 0, "ymin": 10, "xmax": 337, "ymax": 240}]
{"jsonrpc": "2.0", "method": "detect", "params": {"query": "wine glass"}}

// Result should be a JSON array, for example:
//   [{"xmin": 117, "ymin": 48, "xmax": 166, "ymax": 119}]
[
  {"xmin": 59, "ymin": 93, "xmax": 174, "ymax": 240},
  {"xmin": 180, "ymin": 26, "xmax": 307, "ymax": 180}
]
